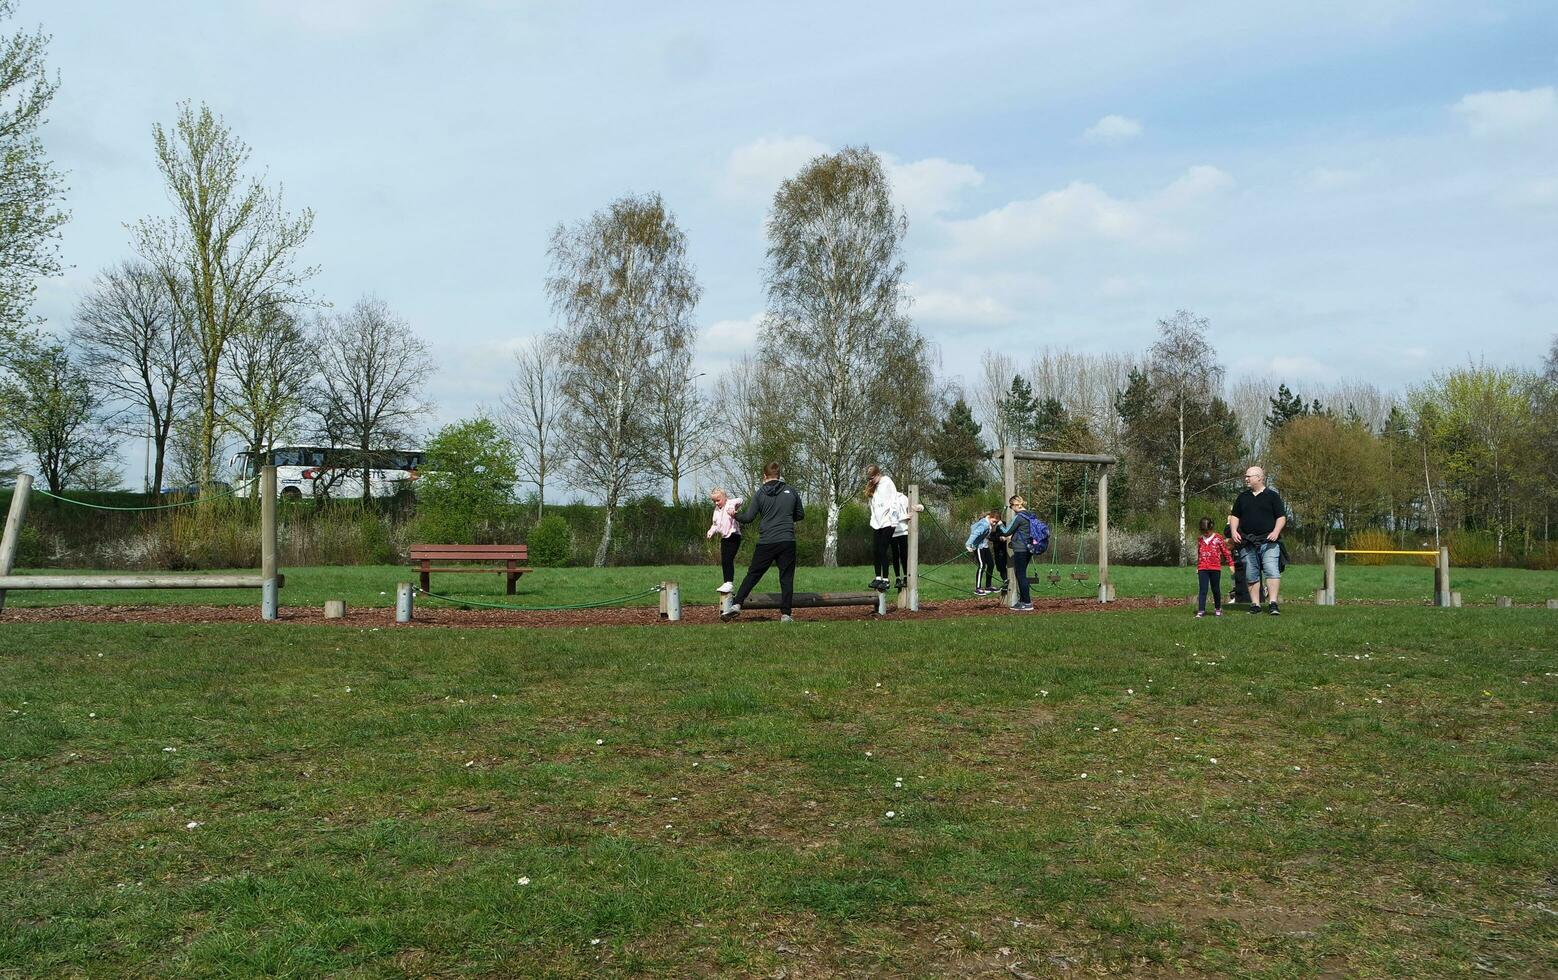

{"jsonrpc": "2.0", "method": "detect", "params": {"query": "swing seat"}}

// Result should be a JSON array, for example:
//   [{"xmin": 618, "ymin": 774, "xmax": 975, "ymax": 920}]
[
  {"xmin": 1070, "ymin": 571, "xmax": 1091, "ymax": 581},
  {"xmin": 1046, "ymin": 571, "xmax": 1062, "ymax": 585}
]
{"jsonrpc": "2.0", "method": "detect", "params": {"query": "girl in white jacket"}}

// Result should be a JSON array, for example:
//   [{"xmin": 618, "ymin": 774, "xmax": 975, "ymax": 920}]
[{"xmin": 864, "ymin": 464, "xmax": 901, "ymax": 591}]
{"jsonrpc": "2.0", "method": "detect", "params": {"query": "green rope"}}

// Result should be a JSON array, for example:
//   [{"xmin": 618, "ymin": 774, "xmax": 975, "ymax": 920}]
[
  {"xmin": 30, "ymin": 479, "xmax": 260, "ymax": 511},
  {"xmin": 415, "ymin": 586, "xmax": 662, "ymax": 612}
]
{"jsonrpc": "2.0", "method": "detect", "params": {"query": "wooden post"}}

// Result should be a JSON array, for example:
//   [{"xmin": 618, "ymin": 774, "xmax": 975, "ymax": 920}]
[
  {"xmin": 899, "ymin": 484, "xmax": 920, "ymax": 612},
  {"xmin": 1436, "ymin": 546, "xmax": 1451, "ymax": 608},
  {"xmin": 261, "ymin": 465, "xmax": 279, "ymax": 621},
  {"xmin": 324, "ymin": 600, "xmax": 346, "ymax": 619},
  {"xmin": 1318, "ymin": 545, "xmax": 1337, "ymax": 606},
  {"xmin": 1495, "ymin": 596, "xmax": 1513, "ymax": 609},
  {"xmin": 396, "ymin": 582, "xmax": 415, "ymax": 623},
  {"xmin": 1097, "ymin": 467, "xmax": 1113, "ymax": 603},
  {"xmin": 660, "ymin": 581, "xmax": 681, "ymax": 621},
  {"xmin": 0, "ymin": 473, "xmax": 34, "ymax": 614}
]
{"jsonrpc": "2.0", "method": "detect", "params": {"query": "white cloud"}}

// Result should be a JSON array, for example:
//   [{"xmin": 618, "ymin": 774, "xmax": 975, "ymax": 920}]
[
  {"xmin": 1081, "ymin": 114, "xmax": 1144, "ymax": 144},
  {"xmin": 719, "ymin": 136, "xmax": 829, "ymax": 201},
  {"xmin": 904, "ymin": 283, "xmax": 1016, "ymax": 325},
  {"xmin": 883, "ymin": 155, "xmax": 984, "ymax": 218},
  {"xmin": 942, "ymin": 165, "xmax": 1232, "ymax": 258},
  {"xmin": 699, "ymin": 313, "xmax": 764, "ymax": 359},
  {"xmin": 1452, "ymin": 87, "xmax": 1557, "ymax": 138}
]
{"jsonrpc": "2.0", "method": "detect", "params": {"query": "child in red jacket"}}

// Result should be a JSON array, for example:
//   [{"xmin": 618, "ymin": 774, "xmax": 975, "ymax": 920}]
[{"xmin": 1195, "ymin": 517, "xmax": 1234, "ymax": 617}]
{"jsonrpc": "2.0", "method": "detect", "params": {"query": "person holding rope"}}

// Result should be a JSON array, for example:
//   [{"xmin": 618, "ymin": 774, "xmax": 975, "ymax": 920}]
[
  {"xmin": 706, "ymin": 488, "xmax": 744, "ymax": 594},
  {"xmin": 1229, "ymin": 465, "xmax": 1287, "ymax": 616},
  {"xmin": 722, "ymin": 461, "xmax": 804, "ymax": 622},
  {"xmin": 999, "ymin": 495, "xmax": 1047, "ymax": 611},
  {"xmin": 864, "ymin": 464, "xmax": 903, "ymax": 592}
]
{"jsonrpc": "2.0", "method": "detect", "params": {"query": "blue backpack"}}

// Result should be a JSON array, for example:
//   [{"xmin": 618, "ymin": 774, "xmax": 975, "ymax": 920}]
[{"xmin": 1019, "ymin": 511, "xmax": 1050, "ymax": 555}]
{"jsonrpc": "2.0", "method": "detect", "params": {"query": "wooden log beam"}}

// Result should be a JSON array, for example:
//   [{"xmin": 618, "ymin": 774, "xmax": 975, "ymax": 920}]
[
  {"xmin": 737, "ymin": 591, "xmax": 881, "ymax": 609},
  {"xmin": 0, "ymin": 574, "xmax": 283, "ymax": 590}
]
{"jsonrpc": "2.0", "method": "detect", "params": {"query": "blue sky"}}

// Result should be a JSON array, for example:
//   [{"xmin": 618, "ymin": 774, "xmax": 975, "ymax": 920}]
[{"xmin": 29, "ymin": 0, "xmax": 1558, "ymax": 456}]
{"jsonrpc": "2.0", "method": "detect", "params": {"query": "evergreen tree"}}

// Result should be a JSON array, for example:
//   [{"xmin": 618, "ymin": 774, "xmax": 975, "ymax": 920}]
[
  {"xmin": 998, "ymin": 375, "xmax": 1038, "ymax": 448},
  {"xmin": 929, "ymin": 396, "xmax": 987, "ymax": 495}
]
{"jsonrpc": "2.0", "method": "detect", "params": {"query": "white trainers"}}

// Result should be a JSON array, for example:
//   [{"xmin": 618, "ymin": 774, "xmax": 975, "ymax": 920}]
[
  {"xmin": 720, "ymin": 603, "xmax": 741, "ymax": 621},
  {"xmin": 716, "ymin": 581, "xmax": 733, "ymax": 594},
  {"xmin": 780, "ymin": 614, "xmax": 793, "ymax": 623}
]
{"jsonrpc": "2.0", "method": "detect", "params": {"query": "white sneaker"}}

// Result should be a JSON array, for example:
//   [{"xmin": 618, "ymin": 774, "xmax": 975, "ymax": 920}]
[
  {"xmin": 780, "ymin": 614, "xmax": 793, "ymax": 623},
  {"xmin": 720, "ymin": 603, "xmax": 741, "ymax": 621},
  {"xmin": 716, "ymin": 581, "xmax": 733, "ymax": 593}
]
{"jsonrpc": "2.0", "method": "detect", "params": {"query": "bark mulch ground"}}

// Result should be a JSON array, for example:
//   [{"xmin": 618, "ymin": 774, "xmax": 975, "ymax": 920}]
[{"xmin": 2, "ymin": 594, "xmax": 1181, "ymax": 629}]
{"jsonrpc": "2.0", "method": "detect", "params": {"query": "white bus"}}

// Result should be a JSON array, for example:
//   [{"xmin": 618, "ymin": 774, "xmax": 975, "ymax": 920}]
[{"xmin": 230, "ymin": 446, "xmax": 424, "ymax": 499}]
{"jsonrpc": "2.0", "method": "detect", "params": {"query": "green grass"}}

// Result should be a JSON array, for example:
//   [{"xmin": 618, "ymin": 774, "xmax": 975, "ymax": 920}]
[
  {"xmin": 5, "ymin": 560, "xmax": 1557, "ymax": 609},
  {"xmin": 2, "ymin": 606, "xmax": 1555, "ymax": 976}
]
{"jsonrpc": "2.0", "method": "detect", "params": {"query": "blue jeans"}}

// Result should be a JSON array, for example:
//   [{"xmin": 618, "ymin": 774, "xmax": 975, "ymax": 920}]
[{"xmin": 1242, "ymin": 539, "xmax": 1281, "ymax": 585}]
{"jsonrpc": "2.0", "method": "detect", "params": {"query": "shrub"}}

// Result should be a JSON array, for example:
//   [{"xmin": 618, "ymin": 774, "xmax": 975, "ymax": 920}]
[
  {"xmin": 1344, "ymin": 528, "xmax": 1401, "ymax": 566},
  {"xmin": 416, "ymin": 418, "xmax": 519, "ymax": 543},
  {"xmin": 528, "ymin": 515, "xmax": 572, "ymax": 567}
]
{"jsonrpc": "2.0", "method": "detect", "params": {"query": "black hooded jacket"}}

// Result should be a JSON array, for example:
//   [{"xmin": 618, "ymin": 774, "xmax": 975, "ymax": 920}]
[{"xmin": 735, "ymin": 479, "xmax": 804, "ymax": 544}]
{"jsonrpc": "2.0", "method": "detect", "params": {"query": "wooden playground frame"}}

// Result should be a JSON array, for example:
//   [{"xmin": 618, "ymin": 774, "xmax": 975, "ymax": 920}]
[
  {"xmin": 1315, "ymin": 545, "xmax": 1456, "ymax": 608},
  {"xmin": 0, "ymin": 467, "xmax": 284, "ymax": 620},
  {"xmin": 996, "ymin": 446, "xmax": 1119, "ymax": 606}
]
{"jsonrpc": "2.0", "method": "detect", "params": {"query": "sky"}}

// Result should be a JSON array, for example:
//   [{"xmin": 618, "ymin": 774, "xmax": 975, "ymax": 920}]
[{"xmin": 24, "ymin": 0, "xmax": 1558, "ymax": 483}]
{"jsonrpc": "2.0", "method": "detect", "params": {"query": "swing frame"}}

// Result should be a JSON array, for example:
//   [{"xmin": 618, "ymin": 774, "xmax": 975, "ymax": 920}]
[{"xmin": 994, "ymin": 446, "xmax": 1118, "ymax": 605}]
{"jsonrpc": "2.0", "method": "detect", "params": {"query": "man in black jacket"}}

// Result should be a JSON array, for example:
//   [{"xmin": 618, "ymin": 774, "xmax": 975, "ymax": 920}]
[{"xmin": 722, "ymin": 461, "xmax": 804, "ymax": 622}]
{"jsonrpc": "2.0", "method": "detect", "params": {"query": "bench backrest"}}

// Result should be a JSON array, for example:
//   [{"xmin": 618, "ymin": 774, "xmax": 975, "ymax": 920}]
[{"xmin": 411, "ymin": 544, "xmax": 528, "ymax": 561}]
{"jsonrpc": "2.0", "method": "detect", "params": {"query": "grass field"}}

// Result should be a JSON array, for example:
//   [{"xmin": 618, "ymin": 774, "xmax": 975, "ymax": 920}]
[
  {"xmin": 2, "ymin": 600, "xmax": 1555, "ymax": 976},
  {"xmin": 5, "ymin": 560, "xmax": 1558, "ymax": 609}
]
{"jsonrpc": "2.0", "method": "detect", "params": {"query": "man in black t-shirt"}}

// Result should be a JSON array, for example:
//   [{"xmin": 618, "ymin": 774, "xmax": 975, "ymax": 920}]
[{"xmin": 1229, "ymin": 465, "xmax": 1287, "ymax": 615}]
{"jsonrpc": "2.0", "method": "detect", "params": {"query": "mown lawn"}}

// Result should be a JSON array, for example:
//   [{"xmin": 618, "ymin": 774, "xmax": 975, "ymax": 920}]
[
  {"xmin": 2, "ymin": 606, "xmax": 1554, "ymax": 976},
  {"xmin": 4, "ymin": 561, "xmax": 1557, "ymax": 609}
]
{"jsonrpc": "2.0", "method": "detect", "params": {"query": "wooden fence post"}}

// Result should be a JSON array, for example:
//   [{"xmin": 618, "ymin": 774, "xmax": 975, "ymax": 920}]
[
  {"xmin": 261, "ymin": 466, "xmax": 279, "ymax": 621},
  {"xmin": 0, "ymin": 474, "xmax": 34, "ymax": 615}
]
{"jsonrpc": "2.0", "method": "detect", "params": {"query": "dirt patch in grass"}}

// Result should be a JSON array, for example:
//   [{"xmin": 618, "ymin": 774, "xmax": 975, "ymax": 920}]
[{"xmin": 0, "ymin": 595, "xmax": 1176, "ymax": 629}]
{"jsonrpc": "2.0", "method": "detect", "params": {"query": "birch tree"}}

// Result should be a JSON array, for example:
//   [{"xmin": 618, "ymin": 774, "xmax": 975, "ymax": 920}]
[
  {"xmin": 1148, "ymin": 310, "xmax": 1226, "ymax": 562},
  {"xmin": 498, "ymin": 334, "xmax": 563, "ymax": 517},
  {"xmin": 760, "ymin": 146, "xmax": 923, "ymax": 566},
  {"xmin": 647, "ymin": 346, "xmax": 711, "ymax": 506},
  {"xmin": 707, "ymin": 353, "xmax": 796, "ymax": 495},
  {"xmin": 548, "ymin": 193, "xmax": 700, "ymax": 565},
  {"xmin": 133, "ymin": 102, "xmax": 315, "ymax": 486},
  {"xmin": 0, "ymin": 0, "xmax": 66, "ymax": 337},
  {"xmin": 71, "ymin": 260, "xmax": 193, "ymax": 495}
]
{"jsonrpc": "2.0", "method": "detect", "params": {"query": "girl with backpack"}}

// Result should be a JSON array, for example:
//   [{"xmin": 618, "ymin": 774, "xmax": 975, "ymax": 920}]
[
  {"xmin": 864, "ymin": 465, "xmax": 901, "ymax": 592},
  {"xmin": 999, "ymin": 495, "xmax": 1046, "ymax": 611}
]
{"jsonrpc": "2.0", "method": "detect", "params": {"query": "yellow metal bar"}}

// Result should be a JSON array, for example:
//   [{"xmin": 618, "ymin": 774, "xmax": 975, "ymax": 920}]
[{"xmin": 1334, "ymin": 550, "xmax": 1439, "ymax": 556}]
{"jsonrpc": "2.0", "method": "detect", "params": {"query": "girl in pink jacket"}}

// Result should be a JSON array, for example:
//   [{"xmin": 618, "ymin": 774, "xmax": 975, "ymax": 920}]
[{"xmin": 707, "ymin": 488, "xmax": 744, "ymax": 593}]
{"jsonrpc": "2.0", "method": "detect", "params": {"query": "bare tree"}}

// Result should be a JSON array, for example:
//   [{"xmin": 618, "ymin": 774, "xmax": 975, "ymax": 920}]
[
  {"xmin": 497, "ymin": 334, "xmax": 564, "ymax": 517},
  {"xmin": 71, "ymin": 260, "xmax": 194, "ymax": 494},
  {"xmin": 1225, "ymin": 374, "xmax": 1273, "ymax": 463},
  {"xmin": 707, "ymin": 353, "xmax": 796, "ymax": 495},
  {"xmin": 975, "ymin": 349, "xmax": 1017, "ymax": 452},
  {"xmin": 548, "ymin": 193, "xmax": 701, "ymax": 565},
  {"xmin": 220, "ymin": 300, "xmax": 309, "ymax": 464},
  {"xmin": 1027, "ymin": 347, "xmax": 1138, "ymax": 454},
  {"xmin": 761, "ymin": 145, "xmax": 923, "ymax": 566},
  {"xmin": 133, "ymin": 102, "xmax": 316, "ymax": 486},
  {"xmin": 647, "ymin": 347, "xmax": 712, "ymax": 506},
  {"xmin": 313, "ymin": 296, "xmax": 434, "ymax": 501},
  {"xmin": 1148, "ymin": 310, "xmax": 1225, "ymax": 560}
]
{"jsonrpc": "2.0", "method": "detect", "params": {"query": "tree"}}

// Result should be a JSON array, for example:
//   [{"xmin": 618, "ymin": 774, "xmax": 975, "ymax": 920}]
[
  {"xmin": 999, "ymin": 374, "xmax": 1039, "ymax": 449},
  {"xmin": 760, "ymin": 145, "xmax": 923, "ymax": 566},
  {"xmin": 0, "ymin": 0, "xmax": 66, "ymax": 338},
  {"xmin": 416, "ymin": 417, "xmax": 519, "ymax": 543},
  {"xmin": 707, "ymin": 354, "xmax": 796, "ymax": 496},
  {"xmin": 1152, "ymin": 311, "xmax": 1224, "ymax": 559},
  {"xmin": 70, "ymin": 260, "xmax": 194, "ymax": 495},
  {"xmin": 548, "ymin": 193, "xmax": 700, "ymax": 565},
  {"xmin": 133, "ymin": 102, "xmax": 315, "ymax": 486},
  {"xmin": 313, "ymin": 297, "xmax": 434, "ymax": 501},
  {"xmin": 0, "ymin": 336, "xmax": 117, "ymax": 492},
  {"xmin": 497, "ymin": 334, "xmax": 563, "ymax": 517},
  {"xmin": 975, "ymin": 350, "xmax": 1017, "ymax": 454},
  {"xmin": 220, "ymin": 300, "xmax": 309, "ymax": 465},
  {"xmin": 1270, "ymin": 413, "xmax": 1386, "ymax": 533},
  {"xmin": 929, "ymin": 395, "xmax": 987, "ymax": 496},
  {"xmin": 1264, "ymin": 383, "xmax": 1323, "ymax": 432},
  {"xmin": 879, "ymin": 333, "xmax": 940, "ymax": 487},
  {"xmin": 646, "ymin": 347, "xmax": 710, "ymax": 506}
]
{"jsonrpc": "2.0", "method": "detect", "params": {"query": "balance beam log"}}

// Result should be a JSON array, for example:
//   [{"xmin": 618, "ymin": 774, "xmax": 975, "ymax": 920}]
[
  {"xmin": 0, "ymin": 574, "xmax": 284, "ymax": 590},
  {"xmin": 736, "ymin": 591, "xmax": 885, "ymax": 611}
]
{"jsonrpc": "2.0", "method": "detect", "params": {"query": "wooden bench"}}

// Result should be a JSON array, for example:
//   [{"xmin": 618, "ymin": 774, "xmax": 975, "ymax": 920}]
[{"xmin": 410, "ymin": 544, "xmax": 532, "ymax": 595}]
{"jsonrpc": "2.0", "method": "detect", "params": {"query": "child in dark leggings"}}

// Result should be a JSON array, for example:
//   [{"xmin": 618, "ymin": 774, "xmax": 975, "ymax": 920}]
[{"xmin": 1195, "ymin": 517, "xmax": 1234, "ymax": 617}]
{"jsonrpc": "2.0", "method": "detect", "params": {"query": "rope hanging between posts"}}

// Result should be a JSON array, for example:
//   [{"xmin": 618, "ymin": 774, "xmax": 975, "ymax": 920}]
[
  {"xmin": 414, "ymin": 585, "xmax": 663, "ymax": 612},
  {"xmin": 30, "ymin": 479, "xmax": 261, "ymax": 511}
]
